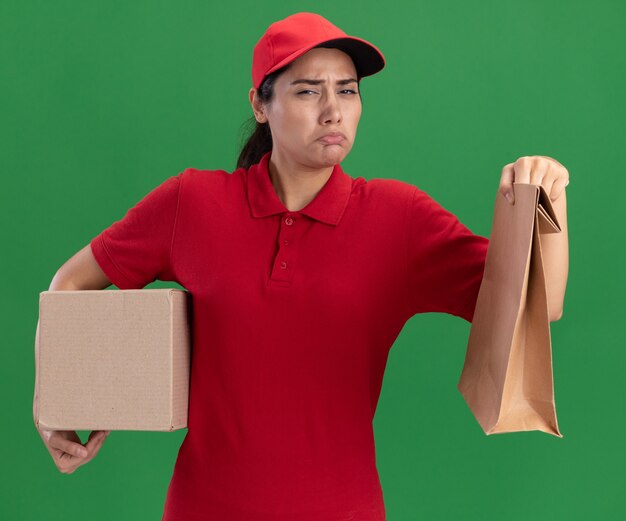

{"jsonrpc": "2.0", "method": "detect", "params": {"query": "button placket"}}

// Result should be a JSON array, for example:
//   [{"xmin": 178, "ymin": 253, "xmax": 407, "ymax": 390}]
[{"xmin": 270, "ymin": 213, "xmax": 299, "ymax": 284}]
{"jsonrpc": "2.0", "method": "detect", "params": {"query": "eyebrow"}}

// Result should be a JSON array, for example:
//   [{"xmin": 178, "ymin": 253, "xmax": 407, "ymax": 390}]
[{"xmin": 290, "ymin": 78, "xmax": 358, "ymax": 86}]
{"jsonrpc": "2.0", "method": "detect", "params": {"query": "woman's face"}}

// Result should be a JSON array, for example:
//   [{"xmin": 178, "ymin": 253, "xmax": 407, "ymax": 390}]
[{"xmin": 250, "ymin": 47, "xmax": 362, "ymax": 169}]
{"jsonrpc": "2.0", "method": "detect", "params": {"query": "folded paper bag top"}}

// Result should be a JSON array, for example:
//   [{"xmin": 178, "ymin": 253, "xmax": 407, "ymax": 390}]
[
  {"xmin": 458, "ymin": 182, "xmax": 564, "ymax": 437},
  {"xmin": 34, "ymin": 288, "xmax": 191, "ymax": 432}
]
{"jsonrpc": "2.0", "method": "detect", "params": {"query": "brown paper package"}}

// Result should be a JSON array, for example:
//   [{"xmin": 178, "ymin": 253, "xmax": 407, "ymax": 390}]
[{"xmin": 458, "ymin": 182, "xmax": 564, "ymax": 437}]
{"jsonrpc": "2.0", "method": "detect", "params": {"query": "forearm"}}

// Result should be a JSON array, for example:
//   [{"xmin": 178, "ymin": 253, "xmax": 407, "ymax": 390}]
[{"xmin": 541, "ymin": 189, "xmax": 569, "ymax": 321}]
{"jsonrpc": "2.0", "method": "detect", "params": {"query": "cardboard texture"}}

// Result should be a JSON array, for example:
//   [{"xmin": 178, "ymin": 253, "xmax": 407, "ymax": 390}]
[
  {"xmin": 34, "ymin": 288, "xmax": 191, "ymax": 432},
  {"xmin": 458, "ymin": 182, "xmax": 564, "ymax": 437}
]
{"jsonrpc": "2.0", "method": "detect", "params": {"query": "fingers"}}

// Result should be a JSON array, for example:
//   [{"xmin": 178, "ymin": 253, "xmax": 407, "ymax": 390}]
[
  {"xmin": 541, "ymin": 174, "xmax": 557, "ymax": 200},
  {"xmin": 500, "ymin": 156, "xmax": 570, "ymax": 204},
  {"xmin": 499, "ymin": 163, "xmax": 515, "ymax": 204},
  {"xmin": 85, "ymin": 430, "xmax": 110, "ymax": 454},
  {"xmin": 550, "ymin": 175, "xmax": 569, "ymax": 201},
  {"xmin": 48, "ymin": 431, "xmax": 88, "ymax": 458},
  {"xmin": 46, "ymin": 430, "xmax": 110, "ymax": 474}
]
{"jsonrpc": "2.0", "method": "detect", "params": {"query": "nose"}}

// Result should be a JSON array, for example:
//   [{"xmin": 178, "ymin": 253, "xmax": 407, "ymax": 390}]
[{"xmin": 319, "ymin": 91, "xmax": 341, "ymax": 125}]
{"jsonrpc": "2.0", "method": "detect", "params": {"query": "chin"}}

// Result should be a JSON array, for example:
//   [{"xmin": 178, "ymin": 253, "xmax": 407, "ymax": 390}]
[{"xmin": 317, "ymin": 144, "xmax": 350, "ymax": 165}]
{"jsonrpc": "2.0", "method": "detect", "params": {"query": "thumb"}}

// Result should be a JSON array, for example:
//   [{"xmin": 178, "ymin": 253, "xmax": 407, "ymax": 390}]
[
  {"xmin": 85, "ymin": 430, "xmax": 110, "ymax": 452},
  {"xmin": 499, "ymin": 164, "xmax": 515, "ymax": 204}
]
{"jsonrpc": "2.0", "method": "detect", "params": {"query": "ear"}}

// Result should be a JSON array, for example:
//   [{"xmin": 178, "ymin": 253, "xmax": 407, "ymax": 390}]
[{"xmin": 249, "ymin": 88, "xmax": 268, "ymax": 124}]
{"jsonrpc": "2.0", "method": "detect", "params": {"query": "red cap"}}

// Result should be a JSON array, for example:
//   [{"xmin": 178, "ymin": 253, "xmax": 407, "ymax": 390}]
[{"xmin": 252, "ymin": 12, "xmax": 386, "ymax": 89}]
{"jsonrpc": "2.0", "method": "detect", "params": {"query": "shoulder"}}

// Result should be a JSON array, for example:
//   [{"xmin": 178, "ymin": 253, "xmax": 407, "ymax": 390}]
[
  {"xmin": 180, "ymin": 165, "xmax": 245, "ymax": 188},
  {"xmin": 177, "ymin": 166, "xmax": 247, "ymax": 206},
  {"xmin": 352, "ymin": 176, "xmax": 416, "ymax": 205},
  {"xmin": 354, "ymin": 176, "xmax": 464, "ymax": 225}
]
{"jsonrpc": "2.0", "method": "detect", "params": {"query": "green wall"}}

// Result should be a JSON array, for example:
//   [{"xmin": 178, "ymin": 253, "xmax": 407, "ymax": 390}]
[{"xmin": 2, "ymin": 0, "xmax": 624, "ymax": 519}]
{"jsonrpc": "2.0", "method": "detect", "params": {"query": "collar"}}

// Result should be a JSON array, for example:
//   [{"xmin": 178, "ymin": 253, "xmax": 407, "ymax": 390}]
[{"xmin": 246, "ymin": 150, "xmax": 354, "ymax": 226}]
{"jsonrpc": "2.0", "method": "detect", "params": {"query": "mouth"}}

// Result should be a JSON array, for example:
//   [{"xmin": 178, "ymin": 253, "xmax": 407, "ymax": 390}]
[{"xmin": 318, "ymin": 134, "xmax": 346, "ymax": 145}]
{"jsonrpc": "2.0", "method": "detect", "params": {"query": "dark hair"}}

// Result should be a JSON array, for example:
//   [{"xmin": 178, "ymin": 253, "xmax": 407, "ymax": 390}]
[
  {"xmin": 236, "ymin": 50, "xmax": 363, "ymax": 170},
  {"xmin": 236, "ymin": 63, "xmax": 292, "ymax": 171}
]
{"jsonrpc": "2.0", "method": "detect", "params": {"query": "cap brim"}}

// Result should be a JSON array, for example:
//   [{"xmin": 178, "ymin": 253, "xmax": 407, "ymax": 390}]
[
  {"xmin": 313, "ymin": 37, "xmax": 386, "ymax": 79},
  {"xmin": 263, "ymin": 36, "xmax": 386, "ymax": 83}
]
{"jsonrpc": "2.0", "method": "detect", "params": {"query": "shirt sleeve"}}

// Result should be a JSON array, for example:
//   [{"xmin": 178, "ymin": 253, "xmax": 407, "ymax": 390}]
[
  {"xmin": 406, "ymin": 186, "xmax": 489, "ymax": 323},
  {"xmin": 89, "ymin": 174, "xmax": 182, "ymax": 289}
]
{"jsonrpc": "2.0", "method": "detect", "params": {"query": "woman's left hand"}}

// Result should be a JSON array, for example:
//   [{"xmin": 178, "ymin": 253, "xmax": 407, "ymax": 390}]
[{"xmin": 499, "ymin": 155, "xmax": 570, "ymax": 204}]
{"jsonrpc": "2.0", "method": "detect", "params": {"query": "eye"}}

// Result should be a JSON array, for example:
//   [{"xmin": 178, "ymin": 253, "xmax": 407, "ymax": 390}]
[{"xmin": 297, "ymin": 89, "xmax": 359, "ymax": 96}]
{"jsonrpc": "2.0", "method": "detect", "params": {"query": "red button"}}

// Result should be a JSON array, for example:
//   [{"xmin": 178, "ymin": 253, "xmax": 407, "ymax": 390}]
[
  {"xmin": 283, "ymin": 239, "xmax": 289, "ymax": 246},
  {"xmin": 285, "ymin": 216, "xmax": 294, "ymax": 225},
  {"xmin": 280, "ymin": 261, "xmax": 287, "ymax": 269}
]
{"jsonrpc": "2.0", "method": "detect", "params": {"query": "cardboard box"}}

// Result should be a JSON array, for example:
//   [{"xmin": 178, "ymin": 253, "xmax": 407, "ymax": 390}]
[{"xmin": 34, "ymin": 289, "xmax": 191, "ymax": 432}]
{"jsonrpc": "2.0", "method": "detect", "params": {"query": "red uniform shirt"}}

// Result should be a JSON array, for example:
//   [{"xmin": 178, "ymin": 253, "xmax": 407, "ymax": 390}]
[{"xmin": 90, "ymin": 150, "xmax": 488, "ymax": 520}]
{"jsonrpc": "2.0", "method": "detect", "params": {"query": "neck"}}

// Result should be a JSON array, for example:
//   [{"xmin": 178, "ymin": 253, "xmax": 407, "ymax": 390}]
[{"xmin": 268, "ymin": 151, "xmax": 335, "ymax": 212}]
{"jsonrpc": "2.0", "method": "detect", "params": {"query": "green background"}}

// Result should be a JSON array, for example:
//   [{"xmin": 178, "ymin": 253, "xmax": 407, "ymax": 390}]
[{"xmin": 2, "ymin": 0, "xmax": 624, "ymax": 519}]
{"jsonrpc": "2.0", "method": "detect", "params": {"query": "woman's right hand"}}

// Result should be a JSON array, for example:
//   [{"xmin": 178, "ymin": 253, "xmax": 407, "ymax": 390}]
[{"xmin": 37, "ymin": 427, "xmax": 110, "ymax": 474}]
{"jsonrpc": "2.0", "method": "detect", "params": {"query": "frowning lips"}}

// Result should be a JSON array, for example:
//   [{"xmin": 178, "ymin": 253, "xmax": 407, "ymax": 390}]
[{"xmin": 318, "ymin": 132, "xmax": 346, "ymax": 143}]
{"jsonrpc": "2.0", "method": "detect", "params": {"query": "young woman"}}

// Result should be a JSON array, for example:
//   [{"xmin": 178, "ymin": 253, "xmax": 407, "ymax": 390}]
[{"xmin": 34, "ymin": 12, "xmax": 569, "ymax": 521}]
